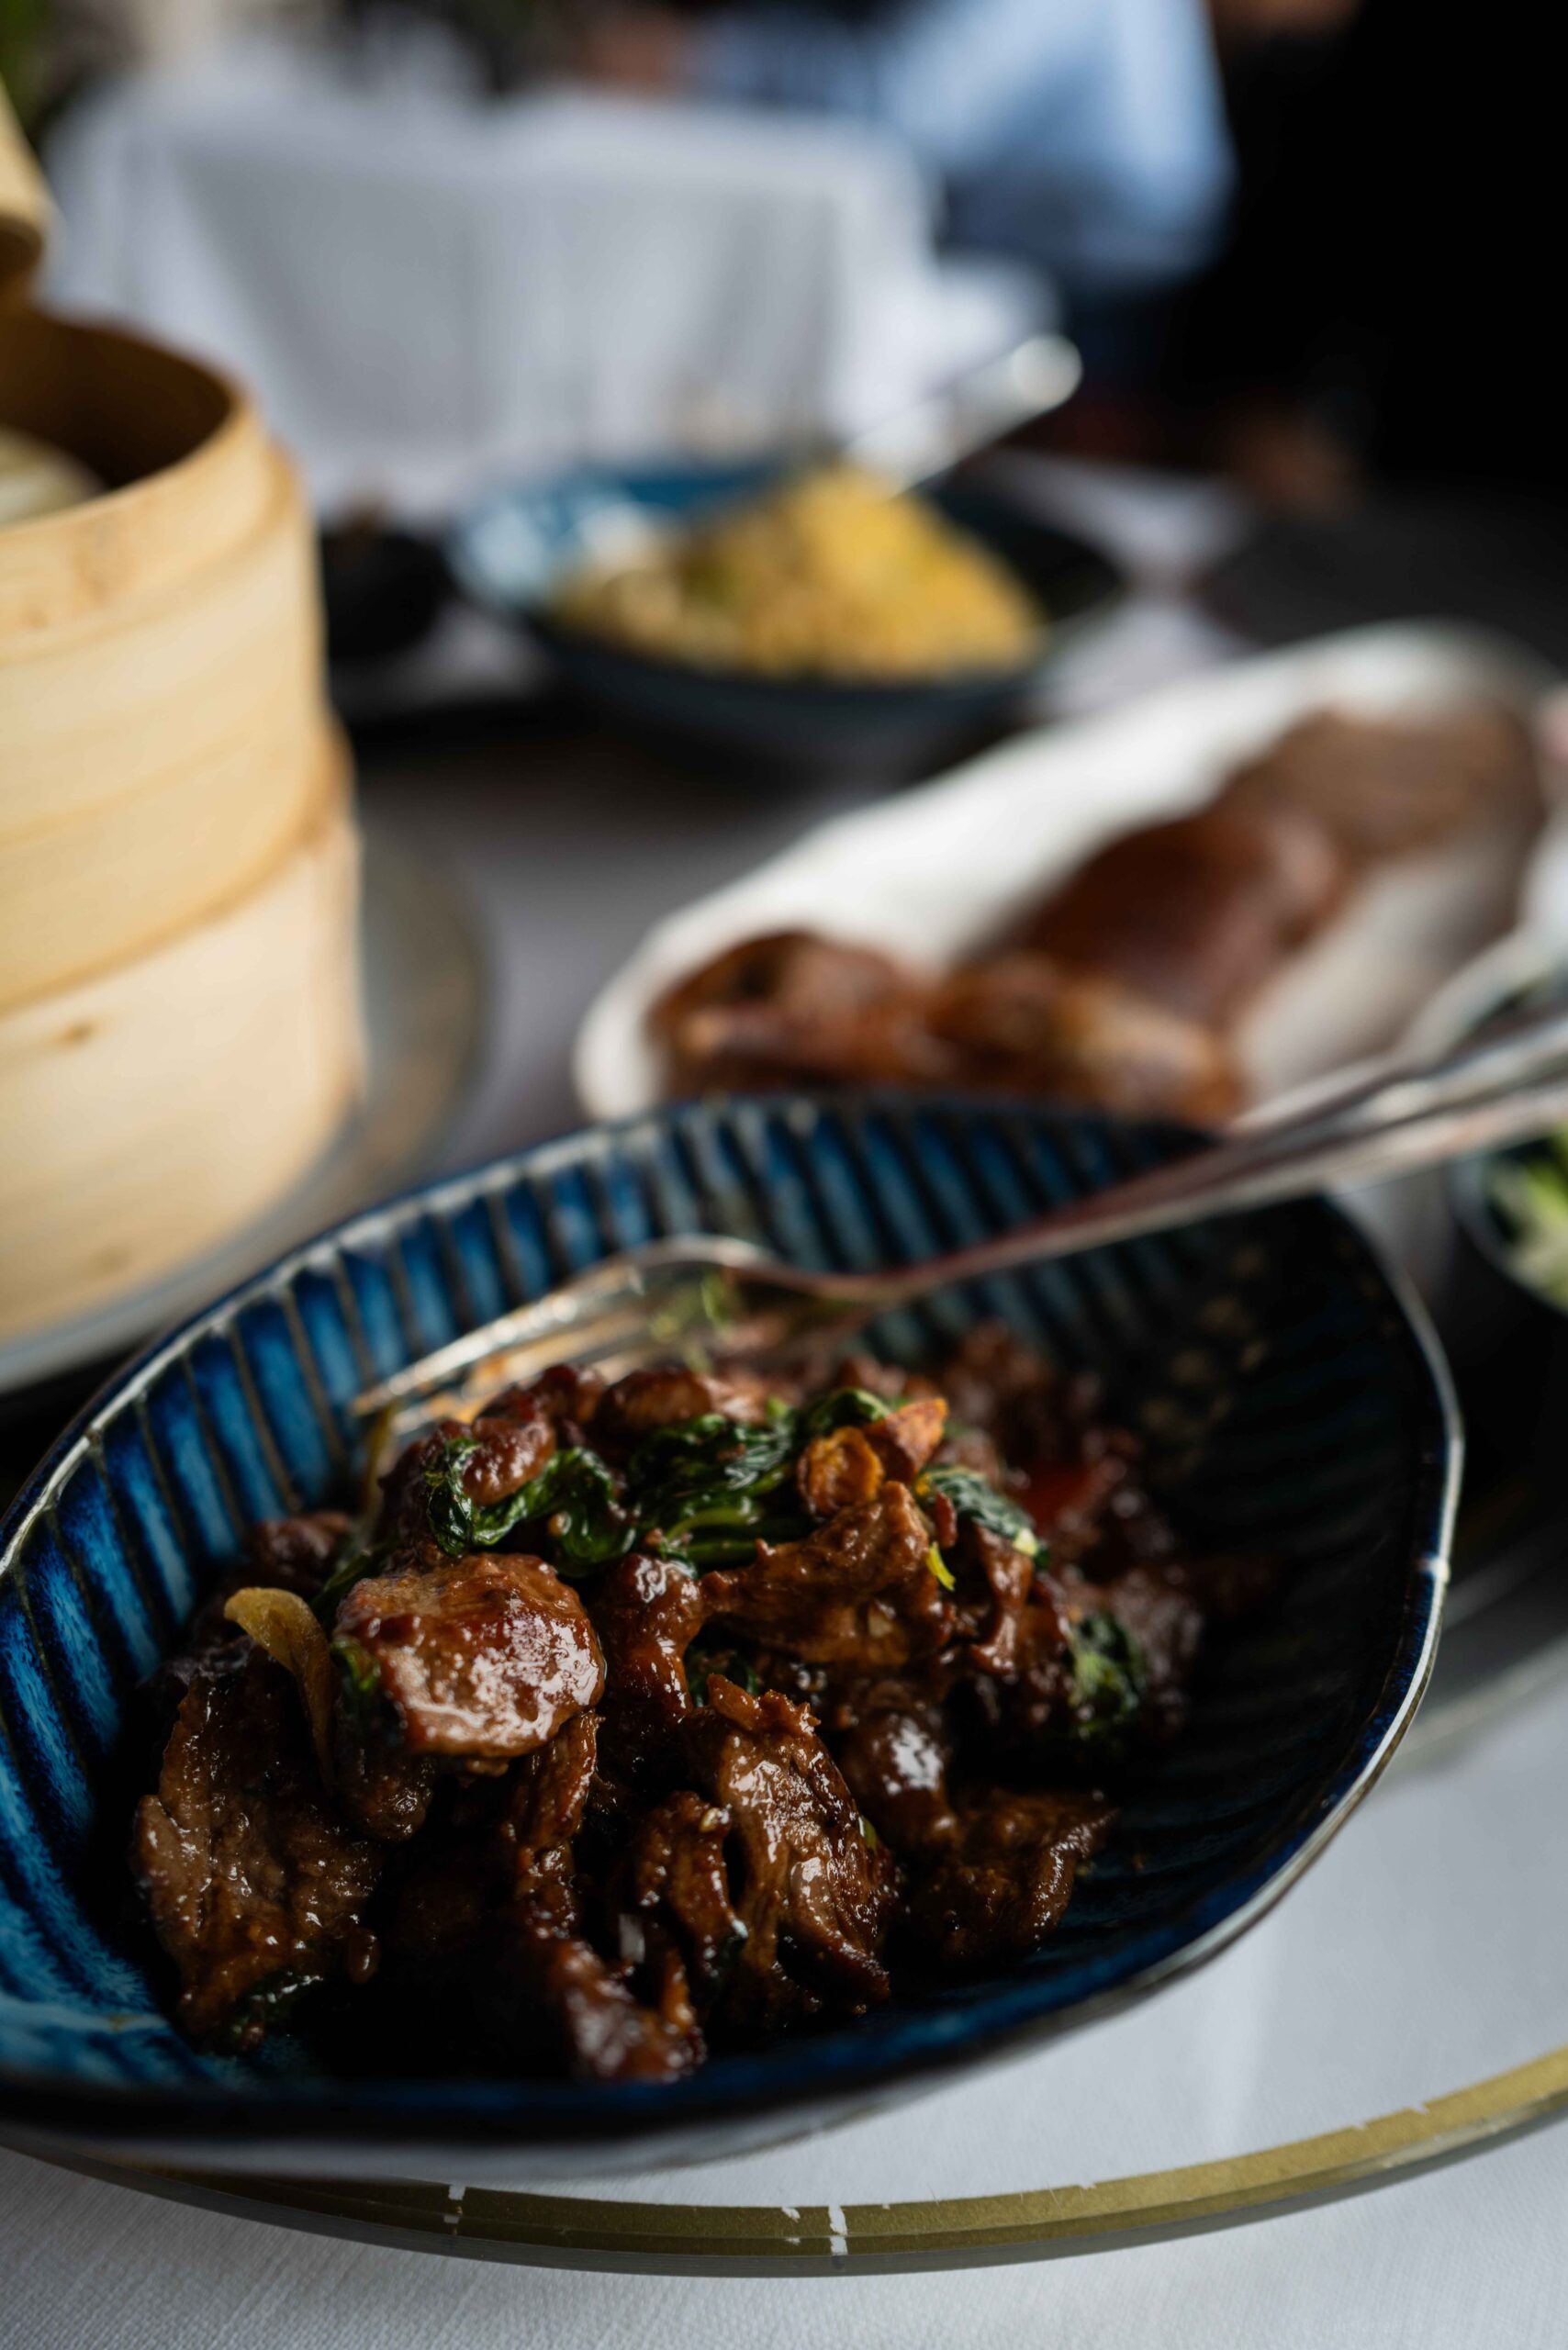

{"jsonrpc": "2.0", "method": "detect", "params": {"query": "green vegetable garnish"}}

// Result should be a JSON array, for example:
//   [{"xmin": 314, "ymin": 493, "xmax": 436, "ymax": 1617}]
[
  {"xmin": 423, "ymin": 1434, "xmax": 632, "ymax": 1571},
  {"xmin": 686, "ymin": 1642, "xmax": 763, "ymax": 1704},
  {"xmin": 329, "ymin": 1634, "xmax": 385, "ymax": 1738},
  {"xmin": 1068, "ymin": 1612, "xmax": 1148, "ymax": 1745},
  {"xmin": 797, "ymin": 1387, "xmax": 891, "ymax": 1441},
  {"xmin": 1491, "ymin": 1134, "xmax": 1568, "ymax": 1306},
  {"xmin": 917, "ymin": 1464, "xmax": 1040, "ymax": 1558},
  {"xmin": 628, "ymin": 1403, "xmax": 807, "ymax": 1570},
  {"xmin": 214, "ymin": 1968, "xmax": 324, "ymax": 2052},
  {"xmin": 311, "ymin": 1538, "xmax": 388, "ymax": 1627}
]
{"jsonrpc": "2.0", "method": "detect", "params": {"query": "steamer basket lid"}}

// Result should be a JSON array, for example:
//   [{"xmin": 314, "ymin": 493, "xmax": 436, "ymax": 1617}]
[{"xmin": 0, "ymin": 81, "xmax": 50, "ymax": 310}]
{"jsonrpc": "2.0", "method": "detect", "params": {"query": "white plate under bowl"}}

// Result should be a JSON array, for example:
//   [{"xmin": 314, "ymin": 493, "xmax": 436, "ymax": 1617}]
[{"xmin": 0, "ymin": 823, "xmax": 486, "ymax": 1400}]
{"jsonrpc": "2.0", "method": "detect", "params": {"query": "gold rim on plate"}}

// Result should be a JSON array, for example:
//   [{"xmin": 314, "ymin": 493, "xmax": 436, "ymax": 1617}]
[{"xmin": 36, "ymin": 2037, "xmax": 1568, "ymax": 2275}]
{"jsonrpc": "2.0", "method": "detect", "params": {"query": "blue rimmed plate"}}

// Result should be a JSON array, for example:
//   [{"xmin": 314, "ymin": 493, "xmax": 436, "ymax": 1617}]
[{"xmin": 0, "ymin": 1094, "xmax": 1456, "ymax": 2180}]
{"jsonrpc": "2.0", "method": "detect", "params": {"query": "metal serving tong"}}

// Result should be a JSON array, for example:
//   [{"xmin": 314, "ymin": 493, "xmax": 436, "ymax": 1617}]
[{"xmin": 352, "ymin": 990, "xmax": 1568, "ymax": 1441}]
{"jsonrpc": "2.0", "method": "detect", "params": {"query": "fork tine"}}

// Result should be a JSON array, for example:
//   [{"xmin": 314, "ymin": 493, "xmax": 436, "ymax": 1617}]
[
  {"xmin": 349, "ymin": 1236, "xmax": 774, "ymax": 1426},
  {"xmin": 350, "ymin": 1274, "xmax": 651, "ymax": 1422}
]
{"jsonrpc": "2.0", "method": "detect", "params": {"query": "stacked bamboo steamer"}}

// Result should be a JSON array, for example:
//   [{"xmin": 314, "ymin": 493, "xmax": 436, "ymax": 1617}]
[{"xmin": 0, "ymin": 87, "xmax": 364, "ymax": 1347}]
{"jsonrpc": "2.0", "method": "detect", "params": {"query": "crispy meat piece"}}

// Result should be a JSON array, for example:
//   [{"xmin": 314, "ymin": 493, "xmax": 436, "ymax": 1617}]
[
  {"xmin": 794, "ymin": 1394, "xmax": 952, "ymax": 1521},
  {"xmin": 1020, "ymin": 804, "xmax": 1349, "ymax": 1028},
  {"xmin": 502, "ymin": 1709, "xmax": 600, "ymax": 1857},
  {"xmin": 590, "ymin": 1551, "xmax": 709, "ymax": 1783},
  {"xmin": 930, "ymin": 954, "xmax": 1244, "ymax": 1124},
  {"xmin": 866, "ymin": 1398, "xmax": 948, "ymax": 1482},
  {"xmin": 700, "ymin": 1483, "xmax": 949, "ymax": 1669},
  {"xmin": 375, "ymin": 1403, "xmax": 558, "ymax": 1553},
  {"xmin": 796, "ymin": 1426, "xmax": 885, "ymax": 1518},
  {"xmin": 904, "ymin": 1788, "xmax": 1114, "ymax": 1971},
  {"xmin": 652, "ymin": 928, "xmax": 950, "ymax": 1093},
  {"xmin": 390, "ymin": 1715, "xmax": 600, "ymax": 1962},
  {"xmin": 615, "ymin": 1789, "xmax": 745, "ymax": 2000},
  {"xmin": 1220, "ymin": 705, "xmax": 1542, "ymax": 865},
  {"xmin": 682, "ymin": 1676, "xmax": 893, "ymax": 2034},
  {"xmin": 502, "ymin": 1879, "xmax": 704, "ymax": 2082},
  {"xmin": 133, "ymin": 1646, "xmax": 379, "ymax": 2042},
  {"xmin": 332, "ymin": 1723, "xmax": 437, "ymax": 1844},
  {"xmin": 590, "ymin": 1366, "xmax": 768, "ymax": 1452},
  {"xmin": 835, "ymin": 1705, "xmax": 958, "ymax": 1854},
  {"xmin": 487, "ymin": 1365, "xmax": 607, "ymax": 1449},
  {"xmin": 333, "ymin": 1552, "xmax": 604, "ymax": 1760},
  {"xmin": 958, "ymin": 1524, "xmax": 1065, "ymax": 1682}
]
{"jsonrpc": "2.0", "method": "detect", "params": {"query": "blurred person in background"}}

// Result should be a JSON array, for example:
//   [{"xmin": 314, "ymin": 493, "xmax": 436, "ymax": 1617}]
[
  {"xmin": 573, "ymin": 0, "xmax": 1233, "ymax": 383},
  {"xmin": 1175, "ymin": 0, "xmax": 1562, "ymax": 511},
  {"xmin": 572, "ymin": 0, "xmax": 1361, "ymax": 392}
]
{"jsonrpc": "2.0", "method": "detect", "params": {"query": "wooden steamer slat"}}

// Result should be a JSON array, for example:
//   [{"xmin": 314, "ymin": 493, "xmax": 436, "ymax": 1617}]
[{"xmin": 1, "ymin": 82, "xmax": 365, "ymax": 1344}]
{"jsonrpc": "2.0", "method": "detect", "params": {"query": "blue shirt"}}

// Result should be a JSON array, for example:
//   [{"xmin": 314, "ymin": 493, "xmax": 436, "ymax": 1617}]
[{"xmin": 693, "ymin": 0, "xmax": 1234, "ymax": 297}]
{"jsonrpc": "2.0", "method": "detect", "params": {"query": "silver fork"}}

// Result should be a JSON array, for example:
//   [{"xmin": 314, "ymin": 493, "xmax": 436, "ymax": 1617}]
[{"xmin": 352, "ymin": 989, "xmax": 1568, "ymax": 1441}]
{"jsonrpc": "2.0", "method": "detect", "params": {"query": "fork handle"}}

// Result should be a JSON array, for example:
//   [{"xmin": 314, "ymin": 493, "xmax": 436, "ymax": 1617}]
[{"xmin": 837, "ymin": 1018, "xmax": 1568, "ymax": 1306}]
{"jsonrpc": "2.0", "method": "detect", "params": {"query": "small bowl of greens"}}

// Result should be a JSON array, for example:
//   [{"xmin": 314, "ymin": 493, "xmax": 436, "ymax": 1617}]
[{"xmin": 1430, "ymin": 934, "xmax": 1568, "ymax": 1480}]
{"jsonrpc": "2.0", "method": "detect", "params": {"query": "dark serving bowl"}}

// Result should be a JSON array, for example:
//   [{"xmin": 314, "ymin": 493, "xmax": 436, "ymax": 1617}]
[
  {"xmin": 0, "ymin": 1095, "xmax": 1454, "ymax": 2182},
  {"xmin": 448, "ymin": 461, "xmax": 1123, "ymax": 767}
]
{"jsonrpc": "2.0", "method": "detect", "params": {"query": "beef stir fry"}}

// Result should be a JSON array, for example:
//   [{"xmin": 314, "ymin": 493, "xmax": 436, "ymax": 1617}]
[
  {"xmin": 652, "ymin": 702, "xmax": 1542, "ymax": 1122},
  {"xmin": 133, "ymin": 1331, "xmax": 1261, "ymax": 2080}
]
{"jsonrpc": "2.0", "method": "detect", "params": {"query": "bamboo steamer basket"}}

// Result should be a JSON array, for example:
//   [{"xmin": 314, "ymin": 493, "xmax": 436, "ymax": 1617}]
[
  {"xmin": 0, "ymin": 761, "xmax": 362, "ymax": 1338},
  {"xmin": 0, "ymin": 86, "xmax": 364, "ymax": 1345}
]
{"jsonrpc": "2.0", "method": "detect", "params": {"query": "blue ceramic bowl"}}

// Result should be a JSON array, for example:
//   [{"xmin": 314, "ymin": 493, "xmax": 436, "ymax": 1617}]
[
  {"xmin": 0, "ymin": 1095, "xmax": 1455, "ymax": 2179},
  {"xmin": 450, "ymin": 462, "xmax": 1123, "ymax": 767}
]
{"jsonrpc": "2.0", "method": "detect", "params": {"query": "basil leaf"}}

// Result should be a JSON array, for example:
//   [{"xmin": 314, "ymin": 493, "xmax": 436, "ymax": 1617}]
[
  {"xmin": 918, "ymin": 1464, "xmax": 1040, "ymax": 1557},
  {"xmin": 423, "ymin": 1434, "xmax": 631, "ymax": 1571},
  {"xmin": 1068, "ymin": 1612, "xmax": 1148, "ymax": 1744},
  {"xmin": 797, "ymin": 1387, "xmax": 891, "ymax": 1442}
]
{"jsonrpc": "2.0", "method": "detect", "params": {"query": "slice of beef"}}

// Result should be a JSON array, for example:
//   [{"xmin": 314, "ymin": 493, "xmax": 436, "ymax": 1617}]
[
  {"xmin": 835, "ymin": 1695, "xmax": 1113, "ymax": 1970},
  {"xmin": 700, "ymin": 1483, "xmax": 948, "ymax": 1670},
  {"xmin": 133, "ymin": 1645, "xmax": 379, "ymax": 2042},
  {"xmin": 929, "ymin": 954, "xmax": 1244, "ymax": 1125},
  {"xmin": 614, "ymin": 1789, "xmax": 745, "ymax": 2000},
  {"xmin": 500, "ymin": 1874, "xmax": 704, "ymax": 2082},
  {"xmin": 682, "ymin": 1675, "xmax": 894, "ymax": 2035},
  {"xmin": 375, "ymin": 1405, "xmax": 558, "ymax": 1552},
  {"xmin": 795, "ymin": 1400, "xmax": 947, "ymax": 1521},
  {"xmin": 333, "ymin": 1552, "xmax": 604, "ymax": 1760},
  {"xmin": 650, "ymin": 928, "xmax": 951, "ymax": 1093},
  {"xmin": 589, "ymin": 1552, "xmax": 709, "ymax": 1785},
  {"xmin": 590, "ymin": 1366, "xmax": 768, "ymax": 1452},
  {"xmin": 957, "ymin": 1524, "xmax": 1065, "ymax": 1683},
  {"xmin": 1018, "ymin": 803, "xmax": 1348, "ymax": 1028},
  {"xmin": 388, "ymin": 1715, "xmax": 600, "ymax": 1962},
  {"xmin": 904, "ymin": 1787, "xmax": 1114, "ymax": 1971},
  {"xmin": 835, "ymin": 1704, "xmax": 958, "ymax": 1855}
]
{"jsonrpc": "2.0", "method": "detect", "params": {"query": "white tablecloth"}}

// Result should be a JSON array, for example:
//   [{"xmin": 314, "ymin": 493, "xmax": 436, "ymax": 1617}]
[
  {"xmin": 44, "ymin": 36, "xmax": 1044, "ymax": 517},
  {"xmin": 4, "ymin": 459, "xmax": 1559, "ymax": 2344}
]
